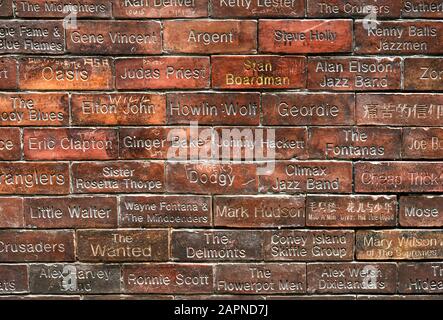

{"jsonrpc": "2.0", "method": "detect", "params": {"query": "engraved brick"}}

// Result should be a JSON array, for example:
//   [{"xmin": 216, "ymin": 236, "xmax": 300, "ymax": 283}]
[
  {"xmin": 214, "ymin": 195, "xmax": 305, "ymax": 228},
  {"xmin": 211, "ymin": 0, "xmax": 305, "ymax": 17},
  {"xmin": 116, "ymin": 57, "xmax": 210, "ymax": 90},
  {"xmin": 15, "ymin": 0, "xmax": 112, "ymax": 18},
  {"xmin": 307, "ymin": 195, "xmax": 397, "ymax": 227},
  {"xmin": 356, "ymin": 93, "xmax": 443, "ymax": 126},
  {"xmin": 166, "ymin": 92, "xmax": 260, "ymax": 125},
  {"xmin": 0, "ymin": 230, "xmax": 75, "ymax": 262},
  {"xmin": 258, "ymin": 161, "xmax": 352, "ymax": 194},
  {"xmin": 215, "ymin": 263, "xmax": 306, "ymax": 294},
  {"xmin": 122, "ymin": 263, "xmax": 213, "ymax": 294},
  {"xmin": 307, "ymin": 127, "xmax": 401, "ymax": 159},
  {"xmin": 19, "ymin": 57, "xmax": 113, "ymax": 90},
  {"xmin": 358, "ymin": 294, "xmax": 443, "ymax": 300},
  {"xmin": 0, "ymin": 265, "xmax": 28, "ymax": 294},
  {"xmin": 356, "ymin": 230, "xmax": 443, "ymax": 260},
  {"xmin": 24, "ymin": 196, "xmax": 118, "ymax": 228},
  {"xmin": 0, "ymin": 162, "xmax": 69, "ymax": 195},
  {"xmin": 307, "ymin": 262, "xmax": 397, "ymax": 293},
  {"xmin": 0, "ymin": 128, "xmax": 21, "ymax": 160},
  {"xmin": 263, "ymin": 230, "xmax": 354, "ymax": 261},
  {"xmin": 67, "ymin": 21, "xmax": 161, "ymax": 54},
  {"xmin": 0, "ymin": 0, "xmax": 12, "ymax": 16},
  {"xmin": 402, "ymin": 0, "xmax": 443, "ymax": 18},
  {"xmin": 307, "ymin": 57, "xmax": 401, "ymax": 91},
  {"xmin": 307, "ymin": 0, "xmax": 401, "ymax": 18},
  {"xmin": 113, "ymin": 0, "xmax": 208, "ymax": 18},
  {"xmin": 77, "ymin": 229, "xmax": 168, "ymax": 262},
  {"xmin": 262, "ymin": 93, "xmax": 355, "ymax": 126},
  {"xmin": 403, "ymin": 128, "xmax": 443, "ymax": 159},
  {"xmin": 400, "ymin": 196, "xmax": 443, "ymax": 227},
  {"xmin": 259, "ymin": 20, "xmax": 352, "ymax": 54},
  {"xmin": 0, "ymin": 198, "xmax": 24, "ymax": 228},
  {"xmin": 171, "ymin": 230, "xmax": 263, "ymax": 261},
  {"xmin": 164, "ymin": 20, "xmax": 256, "ymax": 54},
  {"xmin": 0, "ymin": 57, "xmax": 17, "ymax": 89},
  {"xmin": 404, "ymin": 58, "xmax": 443, "ymax": 91},
  {"xmin": 83, "ymin": 295, "xmax": 173, "ymax": 300},
  {"xmin": 355, "ymin": 161, "xmax": 443, "ymax": 193},
  {"xmin": 0, "ymin": 93, "xmax": 68, "ymax": 126},
  {"xmin": 71, "ymin": 93, "xmax": 166, "ymax": 125},
  {"xmin": 212, "ymin": 55, "xmax": 306, "ymax": 89},
  {"xmin": 29, "ymin": 264, "xmax": 120, "ymax": 294},
  {"xmin": 166, "ymin": 162, "xmax": 258, "ymax": 194},
  {"xmin": 72, "ymin": 161, "xmax": 164, "ymax": 194},
  {"xmin": 119, "ymin": 195, "xmax": 211, "ymax": 228},
  {"xmin": 24, "ymin": 128, "xmax": 118, "ymax": 160},
  {"xmin": 398, "ymin": 263, "xmax": 443, "ymax": 293}
]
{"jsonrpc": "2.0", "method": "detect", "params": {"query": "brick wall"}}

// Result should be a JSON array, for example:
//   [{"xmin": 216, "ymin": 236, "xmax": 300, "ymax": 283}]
[{"xmin": 0, "ymin": 0, "xmax": 443, "ymax": 300}]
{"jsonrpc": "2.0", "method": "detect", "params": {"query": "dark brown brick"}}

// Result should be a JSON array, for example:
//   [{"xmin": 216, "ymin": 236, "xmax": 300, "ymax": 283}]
[
  {"xmin": 15, "ymin": 0, "xmax": 112, "ymax": 18},
  {"xmin": 113, "ymin": 0, "xmax": 208, "ymax": 18},
  {"xmin": 398, "ymin": 263, "xmax": 443, "ymax": 293},
  {"xmin": 0, "ymin": 128, "xmax": 21, "ymax": 160},
  {"xmin": 0, "ymin": 265, "xmax": 29, "ymax": 294},
  {"xmin": 0, "ymin": 198, "xmax": 24, "ymax": 228},
  {"xmin": 119, "ymin": 195, "xmax": 211, "ymax": 228},
  {"xmin": 404, "ymin": 58, "xmax": 443, "ymax": 91},
  {"xmin": 0, "ymin": 0, "xmax": 12, "ymax": 16},
  {"xmin": 24, "ymin": 196, "xmax": 118, "ymax": 228},
  {"xmin": 211, "ymin": 0, "xmax": 305, "ymax": 17},
  {"xmin": 403, "ymin": 128, "xmax": 443, "ymax": 159},
  {"xmin": 0, "ymin": 57, "xmax": 17, "ymax": 89},
  {"xmin": 307, "ymin": 0, "xmax": 401, "ymax": 18},
  {"xmin": 77, "ymin": 229, "xmax": 169, "ymax": 262},
  {"xmin": 214, "ymin": 195, "xmax": 305, "ymax": 228},
  {"xmin": 400, "ymin": 196, "xmax": 443, "ymax": 227}
]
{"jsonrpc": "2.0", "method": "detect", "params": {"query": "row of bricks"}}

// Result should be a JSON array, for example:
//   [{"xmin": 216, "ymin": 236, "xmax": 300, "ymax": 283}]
[
  {"xmin": 1, "ymin": 0, "xmax": 443, "ymax": 19},
  {"xmin": 0, "ymin": 228, "xmax": 442, "ymax": 261},
  {"xmin": 0, "ymin": 262, "xmax": 442, "ymax": 295},
  {"xmin": 2, "ymin": 56, "xmax": 443, "ymax": 91},
  {"xmin": 2, "ymin": 127, "xmax": 443, "ymax": 160},
  {"xmin": 0, "ymin": 194, "xmax": 441, "ymax": 228},
  {"xmin": 5, "ymin": 20, "xmax": 443, "ymax": 55},
  {"xmin": 0, "ymin": 161, "xmax": 442, "ymax": 194},
  {"xmin": 2, "ymin": 92, "xmax": 443, "ymax": 127}
]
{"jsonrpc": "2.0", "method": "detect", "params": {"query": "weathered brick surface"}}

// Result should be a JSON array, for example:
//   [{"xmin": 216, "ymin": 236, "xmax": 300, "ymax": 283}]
[{"xmin": 0, "ymin": 1, "xmax": 441, "ymax": 300}]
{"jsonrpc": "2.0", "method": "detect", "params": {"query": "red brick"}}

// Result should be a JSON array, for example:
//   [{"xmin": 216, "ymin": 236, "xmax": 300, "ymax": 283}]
[
  {"xmin": 0, "ymin": 93, "xmax": 68, "ymax": 126},
  {"xmin": 0, "ymin": 162, "xmax": 69, "ymax": 195},
  {"xmin": 0, "ymin": 265, "xmax": 29, "ymax": 294},
  {"xmin": 24, "ymin": 128, "xmax": 118, "ymax": 160},
  {"xmin": 0, "ymin": 58, "xmax": 17, "ymax": 89},
  {"xmin": 0, "ymin": 128, "xmax": 21, "ymax": 160},
  {"xmin": 356, "ymin": 93, "xmax": 443, "ymax": 126},
  {"xmin": 212, "ymin": 55, "xmax": 306, "ymax": 89},
  {"xmin": 262, "ymin": 93, "xmax": 355, "ymax": 126},
  {"xmin": 113, "ymin": 0, "xmax": 208, "ymax": 18},
  {"xmin": 398, "ymin": 263, "xmax": 443, "ymax": 293},
  {"xmin": 19, "ymin": 57, "xmax": 113, "ymax": 90},
  {"xmin": 77, "ymin": 229, "xmax": 169, "ymax": 262},
  {"xmin": 307, "ymin": 195, "xmax": 397, "ymax": 227},
  {"xmin": 166, "ymin": 162, "xmax": 258, "ymax": 194},
  {"xmin": 355, "ymin": 161, "xmax": 443, "ymax": 193},
  {"xmin": 171, "ymin": 230, "xmax": 263, "ymax": 261},
  {"xmin": 0, "ymin": 198, "xmax": 24, "ymax": 228},
  {"xmin": 15, "ymin": 0, "xmax": 112, "ymax": 18},
  {"xmin": 307, "ymin": 57, "xmax": 401, "ymax": 91},
  {"xmin": 24, "ymin": 196, "xmax": 118, "ymax": 228},
  {"xmin": 123, "ymin": 264, "xmax": 213, "ymax": 294},
  {"xmin": 263, "ymin": 230, "xmax": 354, "ymax": 261},
  {"xmin": 164, "ymin": 20, "xmax": 256, "ymax": 54},
  {"xmin": 307, "ymin": 0, "xmax": 401, "ymax": 18},
  {"xmin": 214, "ymin": 195, "xmax": 305, "ymax": 228},
  {"xmin": 167, "ymin": 92, "xmax": 260, "ymax": 125},
  {"xmin": 0, "ymin": 21, "xmax": 64, "ymax": 54},
  {"xmin": 67, "ymin": 21, "xmax": 161, "ymax": 54},
  {"xmin": 400, "ymin": 196, "xmax": 443, "ymax": 227},
  {"xmin": 403, "ymin": 128, "xmax": 443, "ymax": 159},
  {"xmin": 71, "ymin": 93, "xmax": 166, "ymax": 125},
  {"xmin": 402, "ymin": 0, "xmax": 443, "ymax": 18},
  {"xmin": 0, "ymin": 0, "xmax": 12, "ymax": 16},
  {"xmin": 72, "ymin": 161, "xmax": 164, "ymax": 194},
  {"xmin": 259, "ymin": 161, "xmax": 352, "ymax": 194},
  {"xmin": 356, "ymin": 230, "xmax": 443, "ymax": 260},
  {"xmin": 259, "ymin": 20, "xmax": 352, "ymax": 54},
  {"xmin": 215, "ymin": 263, "xmax": 306, "ymax": 294},
  {"xmin": 0, "ymin": 230, "xmax": 75, "ymax": 262},
  {"xmin": 119, "ymin": 195, "xmax": 211, "ymax": 228},
  {"xmin": 404, "ymin": 58, "xmax": 443, "ymax": 91},
  {"xmin": 115, "ymin": 57, "xmax": 210, "ymax": 90},
  {"xmin": 211, "ymin": 0, "xmax": 305, "ymax": 17},
  {"xmin": 307, "ymin": 127, "xmax": 401, "ymax": 160},
  {"xmin": 307, "ymin": 263, "xmax": 397, "ymax": 293}
]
